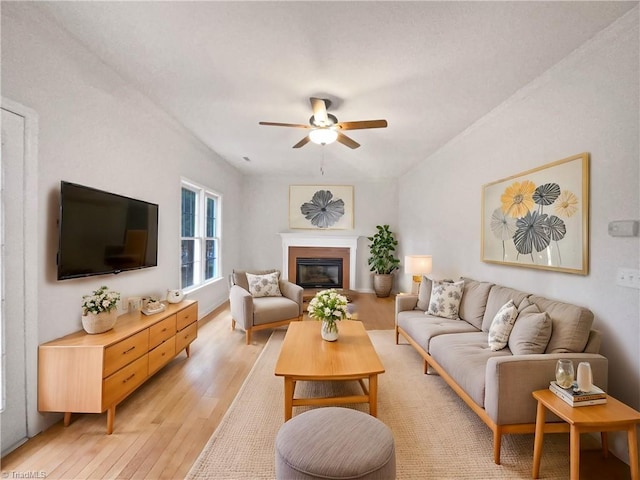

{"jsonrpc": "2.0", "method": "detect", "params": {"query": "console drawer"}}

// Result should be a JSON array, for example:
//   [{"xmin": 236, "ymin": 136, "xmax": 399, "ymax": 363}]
[
  {"xmin": 149, "ymin": 315, "xmax": 176, "ymax": 349},
  {"xmin": 175, "ymin": 322, "xmax": 197, "ymax": 354},
  {"xmin": 149, "ymin": 336, "xmax": 176, "ymax": 375},
  {"xmin": 176, "ymin": 303, "xmax": 198, "ymax": 331},
  {"xmin": 103, "ymin": 330, "xmax": 149, "ymax": 378},
  {"xmin": 102, "ymin": 354, "xmax": 148, "ymax": 410}
]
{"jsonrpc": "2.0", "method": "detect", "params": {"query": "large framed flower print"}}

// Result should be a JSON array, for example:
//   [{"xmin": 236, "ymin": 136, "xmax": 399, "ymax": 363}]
[
  {"xmin": 289, "ymin": 185, "xmax": 354, "ymax": 230},
  {"xmin": 481, "ymin": 153, "xmax": 589, "ymax": 275}
]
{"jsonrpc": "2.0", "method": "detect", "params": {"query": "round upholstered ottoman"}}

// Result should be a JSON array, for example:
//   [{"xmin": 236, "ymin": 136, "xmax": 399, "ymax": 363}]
[{"xmin": 275, "ymin": 407, "xmax": 396, "ymax": 479}]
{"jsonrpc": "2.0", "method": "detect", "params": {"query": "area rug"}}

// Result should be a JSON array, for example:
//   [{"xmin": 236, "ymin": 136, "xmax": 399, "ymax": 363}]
[{"xmin": 186, "ymin": 329, "xmax": 570, "ymax": 479}]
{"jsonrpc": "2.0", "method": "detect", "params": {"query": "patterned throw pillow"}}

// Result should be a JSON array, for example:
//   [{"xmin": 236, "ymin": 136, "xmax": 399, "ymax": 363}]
[
  {"xmin": 488, "ymin": 300, "xmax": 518, "ymax": 351},
  {"xmin": 426, "ymin": 280, "xmax": 464, "ymax": 319},
  {"xmin": 246, "ymin": 272, "xmax": 282, "ymax": 297}
]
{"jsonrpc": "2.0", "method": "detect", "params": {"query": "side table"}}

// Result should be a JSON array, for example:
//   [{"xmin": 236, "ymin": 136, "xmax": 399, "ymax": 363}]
[{"xmin": 532, "ymin": 389, "xmax": 640, "ymax": 480}]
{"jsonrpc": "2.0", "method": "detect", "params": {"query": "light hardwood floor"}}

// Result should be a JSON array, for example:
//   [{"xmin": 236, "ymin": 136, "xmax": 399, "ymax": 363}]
[{"xmin": 1, "ymin": 293, "xmax": 630, "ymax": 479}]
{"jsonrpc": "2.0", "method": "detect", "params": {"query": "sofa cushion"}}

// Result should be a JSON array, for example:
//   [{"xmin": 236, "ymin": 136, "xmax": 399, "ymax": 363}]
[
  {"xmin": 529, "ymin": 295, "xmax": 593, "ymax": 353},
  {"xmin": 397, "ymin": 311, "xmax": 478, "ymax": 353},
  {"xmin": 426, "ymin": 280, "xmax": 464, "ymax": 319},
  {"xmin": 508, "ymin": 303, "xmax": 552, "ymax": 355},
  {"xmin": 459, "ymin": 278, "xmax": 494, "ymax": 330},
  {"xmin": 488, "ymin": 301, "xmax": 518, "ymax": 351},
  {"xmin": 232, "ymin": 269, "xmax": 278, "ymax": 292},
  {"xmin": 416, "ymin": 276, "xmax": 433, "ymax": 311},
  {"xmin": 429, "ymin": 332, "xmax": 512, "ymax": 407},
  {"xmin": 246, "ymin": 271, "xmax": 282, "ymax": 297},
  {"xmin": 482, "ymin": 285, "xmax": 530, "ymax": 332}
]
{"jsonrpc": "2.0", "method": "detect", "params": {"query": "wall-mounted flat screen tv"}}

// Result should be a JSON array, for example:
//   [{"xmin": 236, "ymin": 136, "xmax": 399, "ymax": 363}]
[{"xmin": 57, "ymin": 181, "xmax": 159, "ymax": 280}]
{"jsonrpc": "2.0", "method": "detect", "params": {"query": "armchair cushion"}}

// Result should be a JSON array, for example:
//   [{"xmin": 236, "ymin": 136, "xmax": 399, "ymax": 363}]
[
  {"xmin": 232, "ymin": 269, "xmax": 278, "ymax": 292},
  {"xmin": 253, "ymin": 296, "xmax": 301, "ymax": 326},
  {"xmin": 246, "ymin": 271, "xmax": 282, "ymax": 297}
]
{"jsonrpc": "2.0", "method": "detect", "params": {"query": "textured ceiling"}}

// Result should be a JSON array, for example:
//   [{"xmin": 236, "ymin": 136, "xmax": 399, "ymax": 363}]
[{"xmin": 34, "ymin": 1, "xmax": 636, "ymax": 180}]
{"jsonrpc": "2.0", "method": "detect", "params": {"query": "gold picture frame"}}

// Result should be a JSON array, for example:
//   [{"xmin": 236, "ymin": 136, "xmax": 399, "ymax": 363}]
[
  {"xmin": 289, "ymin": 185, "xmax": 354, "ymax": 230},
  {"xmin": 481, "ymin": 153, "xmax": 589, "ymax": 275}
]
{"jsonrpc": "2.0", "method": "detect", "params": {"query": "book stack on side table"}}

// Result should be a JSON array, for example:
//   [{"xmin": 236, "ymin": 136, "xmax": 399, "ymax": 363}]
[{"xmin": 549, "ymin": 381, "xmax": 607, "ymax": 407}]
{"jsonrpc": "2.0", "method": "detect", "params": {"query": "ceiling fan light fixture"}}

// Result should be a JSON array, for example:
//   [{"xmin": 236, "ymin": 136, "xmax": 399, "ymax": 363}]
[{"xmin": 309, "ymin": 128, "xmax": 338, "ymax": 145}]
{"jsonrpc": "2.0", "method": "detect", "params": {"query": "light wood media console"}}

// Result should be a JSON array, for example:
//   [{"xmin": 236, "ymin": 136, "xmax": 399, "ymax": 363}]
[{"xmin": 38, "ymin": 300, "xmax": 198, "ymax": 434}]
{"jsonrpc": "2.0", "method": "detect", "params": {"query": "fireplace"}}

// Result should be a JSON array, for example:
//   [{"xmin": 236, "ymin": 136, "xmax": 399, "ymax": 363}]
[
  {"xmin": 296, "ymin": 258, "xmax": 343, "ymax": 289},
  {"xmin": 280, "ymin": 234, "xmax": 359, "ymax": 290}
]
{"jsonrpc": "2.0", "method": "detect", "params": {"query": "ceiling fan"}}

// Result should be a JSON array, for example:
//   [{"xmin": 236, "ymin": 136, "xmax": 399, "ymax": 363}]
[{"xmin": 259, "ymin": 97, "xmax": 387, "ymax": 149}]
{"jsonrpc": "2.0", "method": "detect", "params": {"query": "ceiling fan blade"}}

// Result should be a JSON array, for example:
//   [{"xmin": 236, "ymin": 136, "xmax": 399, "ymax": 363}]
[
  {"xmin": 337, "ymin": 120, "xmax": 388, "ymax": 130},
  {"xmin": 292, "ymin": 136, "xmax": 311, "ymax": 149},
  {"xmin": 259, "ymin": 121, "xmax": 310, "ymax": 129},
  {"xmin": 310, "ymin": 97, "xmax": 329, "ymax": 125},
  {"xmin": 336, "ymin": 132, "xmax": 360, "ymax": 149}
]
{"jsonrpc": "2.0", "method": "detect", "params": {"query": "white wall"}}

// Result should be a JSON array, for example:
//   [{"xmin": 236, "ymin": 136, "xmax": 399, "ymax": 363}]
[
  {"xmin": 241, "ymin": 175, "xmax": 398, "ymax": 292},
  {"xmin": 398, "ymin": 9, "xmax": 639, "ymax": 462},
  {"xmin": 2, "ymin": 4, "xmax": 244, "ymax": 432}
]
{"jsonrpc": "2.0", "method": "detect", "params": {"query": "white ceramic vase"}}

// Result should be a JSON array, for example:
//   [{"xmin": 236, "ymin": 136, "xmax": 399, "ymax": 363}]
[
  {"xmin": 321, "ymin": 320, "xmax": 339, "ymax": 342},
  {"xmin": 166, "ymin": 289, "xmax": 185, "ymax": 304},
  {"xmin": 82, "ymin": 309, "xmax": 118, "ymax": 334}
]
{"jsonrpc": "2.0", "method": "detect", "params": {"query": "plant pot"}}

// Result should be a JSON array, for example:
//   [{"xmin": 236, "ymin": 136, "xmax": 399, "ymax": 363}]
[
  {"xmin": 82, "ymin": 310, "xmax": 118, "ymax": 334},
  {"xmin": 373, "ymin": 274, "xmax": 394, "ymax": 298},
  {"xmin": 321, "ymin": 320, "xmax": 339, "ymax": 342}
]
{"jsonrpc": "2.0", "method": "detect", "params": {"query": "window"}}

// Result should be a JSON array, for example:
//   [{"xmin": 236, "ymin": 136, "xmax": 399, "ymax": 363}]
[{"xmin": 181, "ymin": 180, "xmax": 221, "ymax": 290}]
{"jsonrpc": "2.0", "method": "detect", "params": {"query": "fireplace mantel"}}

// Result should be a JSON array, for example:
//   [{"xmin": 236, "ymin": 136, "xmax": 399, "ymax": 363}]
[{"xmin": 280, "ymin": 233, "xmax": 359, "ymax": 290}]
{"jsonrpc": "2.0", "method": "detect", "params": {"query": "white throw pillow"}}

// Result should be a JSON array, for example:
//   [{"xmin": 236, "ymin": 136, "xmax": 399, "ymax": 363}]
[
  {"xmin": 426, "ymin": 280, "xmax": 464, "ymax": 319},
  {"xmin": 488, "ymin": 300, "xmax": 518, "ymax": 351},
  {"xmin": 246, "ymin": 272, "xmax": 282, "ymax": 297}
]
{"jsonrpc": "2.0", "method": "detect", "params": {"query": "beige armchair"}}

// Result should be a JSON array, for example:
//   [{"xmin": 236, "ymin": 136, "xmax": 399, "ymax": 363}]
[{"xmin": 229, "ymin": 269, "xmax": 304, "ymax": 344}]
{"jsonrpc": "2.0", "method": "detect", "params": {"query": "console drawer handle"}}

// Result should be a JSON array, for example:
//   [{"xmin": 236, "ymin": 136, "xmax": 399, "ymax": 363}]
[
  {"xmin": 161, "ymin": 328, "xmax": 167, "ymax": 332},
  {"xmin": 123, "ymin": 346, "xmax": 135, "ymax": 355},
  {"xmin": 122, "ymin": 373, "xmax": 135, "ymax": 384}
]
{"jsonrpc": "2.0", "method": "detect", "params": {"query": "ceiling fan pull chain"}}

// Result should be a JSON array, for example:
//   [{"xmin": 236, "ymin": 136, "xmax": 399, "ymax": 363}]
[{"xmin": 320, "ymin": 148, "xmax": 325, "ymax": 176}]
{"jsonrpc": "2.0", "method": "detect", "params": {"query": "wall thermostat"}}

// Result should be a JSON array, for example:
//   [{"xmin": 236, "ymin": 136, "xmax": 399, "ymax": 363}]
[{"xmin": 608, "ymin": 220, "xmax": 639, "ymax": 237}]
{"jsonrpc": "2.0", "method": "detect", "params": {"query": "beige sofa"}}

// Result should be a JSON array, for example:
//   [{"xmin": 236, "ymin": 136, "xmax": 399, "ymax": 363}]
[{"xmin": 395, "ymin": 277, "xmax": 608, "ymax": 464}]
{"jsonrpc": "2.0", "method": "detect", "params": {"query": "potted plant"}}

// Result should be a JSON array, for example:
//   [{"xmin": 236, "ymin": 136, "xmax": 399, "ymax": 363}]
[
  {"xmin": 367, "ymin": 224, "xmax": 400, "ymax": 297},
  {"xmin": 81, "ymin": 285, "xmax": 121, "ymax": 334},
  {"xmin": 307, "ymin": 289, "xmax": 351, "ymax": 341}
]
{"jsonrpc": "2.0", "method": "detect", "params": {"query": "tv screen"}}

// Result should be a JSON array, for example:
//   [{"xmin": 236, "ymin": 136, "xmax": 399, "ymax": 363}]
[{"xmin": 57, "ymin": 181, "xmax": 159, "ymax": 280}]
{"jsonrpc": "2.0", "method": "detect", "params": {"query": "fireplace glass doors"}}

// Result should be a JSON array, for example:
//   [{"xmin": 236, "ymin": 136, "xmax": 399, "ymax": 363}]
[{"xmin": 296, "ymin": 258, "xmax": 343, "ymax": 289}]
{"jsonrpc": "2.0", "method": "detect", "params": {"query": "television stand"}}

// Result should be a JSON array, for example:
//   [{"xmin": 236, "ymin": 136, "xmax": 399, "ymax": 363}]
[{"xmin": 37, "ymin": 300, "xmax": 197, "ymax": 434}]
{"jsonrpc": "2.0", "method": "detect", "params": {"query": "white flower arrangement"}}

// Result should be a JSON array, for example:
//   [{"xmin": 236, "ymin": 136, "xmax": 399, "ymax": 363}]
[
  {"xmin": 82, "ymin": 286, "xmax": 120, "ymax": 315},
  {"xmin": 307, "ymin": 289, "xmax": 351, "ymax": 328}
]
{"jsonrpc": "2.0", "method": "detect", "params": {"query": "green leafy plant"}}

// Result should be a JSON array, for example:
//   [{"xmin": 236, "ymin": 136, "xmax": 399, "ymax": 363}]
[{"xmin": 367, "ymin": 224, "xmax": 400, "ymax": 274}]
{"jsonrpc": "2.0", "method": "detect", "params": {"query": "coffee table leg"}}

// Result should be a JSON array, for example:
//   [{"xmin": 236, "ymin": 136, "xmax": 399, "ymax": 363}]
[
  {"xmin": 532, "ymin": 400, "xmax": 545, "ymax": 479},
  {"xmin": 369, "ymin": 374, "xmax": 378, "ymax": 417},
  {"xmin": 284, "ymin": 377, "xmax": 294, "ymax": 421},
  {"xmin": 627, "ymin": 424, "xmax": 639, "ymax": 480},
  {"xmin": 570, "ymin": 425, "xmax": 580, "ymax": 480}
]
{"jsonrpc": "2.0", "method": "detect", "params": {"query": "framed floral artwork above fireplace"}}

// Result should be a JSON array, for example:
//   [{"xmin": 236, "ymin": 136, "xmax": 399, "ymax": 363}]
[
  {"xmin": 289, "ymin": 185, "xmax": 354, "ymax": 230},
  {"xmin": 481, "ymin": 152, "xmax": 589, "ymax": 275}
]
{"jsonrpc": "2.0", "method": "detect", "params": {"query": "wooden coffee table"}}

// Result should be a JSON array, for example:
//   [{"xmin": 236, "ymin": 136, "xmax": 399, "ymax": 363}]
[{"xmin": 274, "ymin": 320, "xmax": 385, "ymax": 421}]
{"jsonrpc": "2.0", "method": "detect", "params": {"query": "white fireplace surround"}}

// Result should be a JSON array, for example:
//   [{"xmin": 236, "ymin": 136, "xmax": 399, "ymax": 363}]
[{"xmin": 280, "ymin": 233, "xmax": 359, "ymax": 290}]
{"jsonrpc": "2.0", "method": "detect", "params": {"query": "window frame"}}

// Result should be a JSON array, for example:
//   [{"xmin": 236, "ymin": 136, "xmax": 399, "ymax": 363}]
[{"xmin": 180, "ymin": 179, "xmax": 222, "ymax": 291}]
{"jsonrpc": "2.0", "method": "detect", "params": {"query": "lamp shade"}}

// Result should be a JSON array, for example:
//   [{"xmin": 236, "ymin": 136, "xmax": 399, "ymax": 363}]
[
  {"xmin": 404, "ymin": 255, "xmax": 432, "ymax": 275},
  {"xmin": 309, "ymin": 128, "xmax": 338, "ymax": 145}
]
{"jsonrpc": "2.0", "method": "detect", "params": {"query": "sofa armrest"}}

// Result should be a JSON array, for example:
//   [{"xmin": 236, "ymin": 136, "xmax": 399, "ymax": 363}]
[
  {"xmin": 279, "ymin": 280, "xmax": 304, "ymax": 315},
  {"xmin": 229, "ymin": 284, "xmax": 254, "ymax": 330},
  {"xmin": 395, "ymin": 294, "xmax": 419, "ymax": 323},
  {"xmin": 484, "ymin": 353, "xmax": 608, "ymax": 425},
  {"xmin": 396, "ymin": 294, "xmax": 419, "ymax": 312}
]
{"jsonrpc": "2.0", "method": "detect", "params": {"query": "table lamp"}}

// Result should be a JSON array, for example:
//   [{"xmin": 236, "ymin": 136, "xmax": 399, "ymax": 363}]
[{"xmin": 404, "ymin": 255, "xmax": 432, "ymax": 294}]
